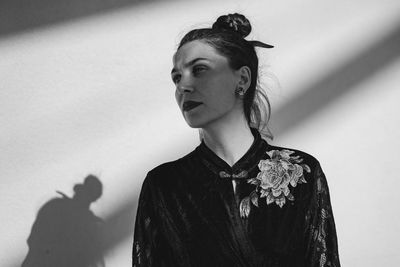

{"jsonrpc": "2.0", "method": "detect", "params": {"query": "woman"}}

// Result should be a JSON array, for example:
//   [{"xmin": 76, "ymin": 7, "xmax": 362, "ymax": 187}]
[{"xmin": 133, "ymin": 13, "xmax": 340, "ymax": 267}]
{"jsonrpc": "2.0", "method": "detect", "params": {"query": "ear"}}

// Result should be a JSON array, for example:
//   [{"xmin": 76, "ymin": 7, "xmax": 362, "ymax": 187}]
[{"xmin": 236, "ymin": 66, "xmax": 251, "ymax": 91}]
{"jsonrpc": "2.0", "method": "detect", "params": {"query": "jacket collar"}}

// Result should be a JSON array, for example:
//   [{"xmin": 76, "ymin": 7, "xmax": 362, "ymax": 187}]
[{"xmin": 196, "ymin": 127, "xmax": 268, "ymax": 179}]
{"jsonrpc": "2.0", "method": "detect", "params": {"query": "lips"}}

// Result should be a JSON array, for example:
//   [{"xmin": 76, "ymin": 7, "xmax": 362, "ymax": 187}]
[{"xmin": 182, "ymin": 101, "xmax": 202, "ymax": 112}]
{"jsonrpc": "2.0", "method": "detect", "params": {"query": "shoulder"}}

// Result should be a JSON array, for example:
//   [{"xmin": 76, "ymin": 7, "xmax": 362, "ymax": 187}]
[
  {"xmin": 148, "ymin": 149, "xmax": 195, "ymax": 177},
  {"xmin": 264, "ymin": 143, "xmax": 326, "ymax": 197},
  {"xmin": 266, "ymin": 143, "xmax": 321, "ymax": 170},
  {"xmin": 141, "ymin": 149, "xmax": 197, "ymax": 190}
]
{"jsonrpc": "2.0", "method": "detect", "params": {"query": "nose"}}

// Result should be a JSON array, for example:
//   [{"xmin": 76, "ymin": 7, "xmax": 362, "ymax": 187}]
[
  {"xmin": 177, "ymin": 84, "xmax": 194, "ymax": 94},
  {"xmin": 176, "ymin": 75, "xmax": 194, "ymax": 94}
]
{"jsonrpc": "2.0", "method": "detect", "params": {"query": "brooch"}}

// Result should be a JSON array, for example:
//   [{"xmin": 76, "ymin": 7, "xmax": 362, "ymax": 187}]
[{"xmin": 239, "ymin": 149, "xmax": 311, "ymax": 218}]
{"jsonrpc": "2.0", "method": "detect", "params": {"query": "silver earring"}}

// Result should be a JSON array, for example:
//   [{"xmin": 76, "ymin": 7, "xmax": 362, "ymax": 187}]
[{"xmin": 235, "ymin": 86, "xmax": 245, "ymax": 96}]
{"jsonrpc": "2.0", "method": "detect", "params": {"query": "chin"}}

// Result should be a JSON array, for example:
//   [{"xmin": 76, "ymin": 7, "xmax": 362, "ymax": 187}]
[
  {"xmin": 184, "ymin": 116, "xmax": 209, "ymax": 129},
  {"xmin": 183, "ymin": 110, "xmax": 223, "ymax": 129},
  {"xmin": 185, "ymin": 120, "xmax": 203, "ymax": 129},
  {"xmin": 184, "ymin": 116, "xmax": 220, "ymax": 130}
]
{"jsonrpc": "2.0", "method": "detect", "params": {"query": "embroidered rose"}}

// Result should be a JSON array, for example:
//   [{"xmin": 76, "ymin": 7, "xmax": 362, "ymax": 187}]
[{"xmin": 239, "ymin": 149, "xmax": 311, "ymax": 218}]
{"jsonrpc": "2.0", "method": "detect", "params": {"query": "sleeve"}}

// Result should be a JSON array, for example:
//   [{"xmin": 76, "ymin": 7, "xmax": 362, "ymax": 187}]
[
  {"xmin": 304, "ymin": 162, "xmax": 341, "ymax": 267},
  {"xmin": 132, "ymin": 174, "xmax": 176, "ymax": 267}
]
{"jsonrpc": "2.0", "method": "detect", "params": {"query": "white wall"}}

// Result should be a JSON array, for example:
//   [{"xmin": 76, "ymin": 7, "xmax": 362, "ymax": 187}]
[{"xmin": 1, "ymin": 0, "xmax": 399, "ymax": 266}]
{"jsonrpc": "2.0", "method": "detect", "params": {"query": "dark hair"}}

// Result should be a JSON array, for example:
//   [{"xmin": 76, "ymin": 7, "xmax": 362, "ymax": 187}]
[{"xmin": 178, "ymin": 13, "xmax": 273, "ymax": 139}]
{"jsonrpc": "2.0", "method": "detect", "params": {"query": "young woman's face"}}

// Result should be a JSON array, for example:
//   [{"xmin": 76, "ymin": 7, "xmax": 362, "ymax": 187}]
[{"xmin": 172, "ymin": 40, "xmax": 241, "ymax": 129}]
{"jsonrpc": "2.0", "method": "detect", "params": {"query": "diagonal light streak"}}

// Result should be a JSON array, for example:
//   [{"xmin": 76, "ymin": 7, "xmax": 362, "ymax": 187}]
[{"xmin": 270, "ymin": 21, "xmax": 400, "ymax": 137}]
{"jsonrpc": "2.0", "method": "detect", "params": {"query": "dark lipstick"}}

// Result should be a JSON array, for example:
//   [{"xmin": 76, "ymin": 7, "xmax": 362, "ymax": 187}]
[{"xmin": 183, "ymin": 101, "xmax": 202, "ymax": 112}]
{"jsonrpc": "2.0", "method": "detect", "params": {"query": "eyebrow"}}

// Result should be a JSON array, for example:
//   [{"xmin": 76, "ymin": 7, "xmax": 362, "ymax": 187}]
[{"xmin": 171, "ymin": 57, "xmax": 209, "ymax": 74}]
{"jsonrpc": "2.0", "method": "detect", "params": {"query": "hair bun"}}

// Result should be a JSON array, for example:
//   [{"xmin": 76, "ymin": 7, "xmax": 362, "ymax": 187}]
[{"xmin": 212, "ymin": 13, "xmax": 251, "ymax": 38}]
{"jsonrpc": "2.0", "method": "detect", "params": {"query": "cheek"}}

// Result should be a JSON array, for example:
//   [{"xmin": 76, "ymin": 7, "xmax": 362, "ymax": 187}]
[
  {"xmin": 205, "ymin": 91, "xmax": 235, "ymax": 114},
  {"xmin": 209, "ymin": 79, "xmax": 236, "ymax": 105},
  {"xmin": 202, "ymin": 74, "xmax": 235, "ymax": 97}
]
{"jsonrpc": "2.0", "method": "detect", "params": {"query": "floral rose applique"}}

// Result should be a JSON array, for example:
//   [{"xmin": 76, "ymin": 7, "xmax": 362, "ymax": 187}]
[{"xmin": 239, "ymin": 149, "xmax": 311, "ymax": 218}]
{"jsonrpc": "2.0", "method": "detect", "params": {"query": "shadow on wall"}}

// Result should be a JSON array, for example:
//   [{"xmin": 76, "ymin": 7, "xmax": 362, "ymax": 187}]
[
  {"xmin": 0, "ymin": 0, "xmax": 162, "ymax": 38},
  {"xmin": 21, "ymin": 175, "xmax": 105, "ymax": 267},
  {"xmin": 270, "ymin": 21, "xmax": 400, "ymax": 137}
]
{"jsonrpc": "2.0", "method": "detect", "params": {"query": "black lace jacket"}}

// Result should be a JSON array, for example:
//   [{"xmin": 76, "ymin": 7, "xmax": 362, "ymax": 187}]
[{"xmin": 133, "ymin": 128, "xmax": 340, "ymax": 267}]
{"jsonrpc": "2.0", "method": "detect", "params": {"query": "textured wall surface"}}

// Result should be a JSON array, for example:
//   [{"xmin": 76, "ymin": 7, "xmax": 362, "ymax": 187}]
[{"xmin": 1, "ymin": 0, "xmax": 400, "ymax": 266}]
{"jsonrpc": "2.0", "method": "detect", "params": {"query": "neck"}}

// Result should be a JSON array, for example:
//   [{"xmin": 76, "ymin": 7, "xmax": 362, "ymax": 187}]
[{"xmin": 202, "ymin": 114, "xmax": 254, "ymax": 167}]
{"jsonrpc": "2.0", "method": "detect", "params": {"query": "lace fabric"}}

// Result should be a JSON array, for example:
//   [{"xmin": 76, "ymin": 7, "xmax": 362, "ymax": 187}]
[
  {"xmin": 133, "ymin": 177, "xmax": 178, "ymax": 267},
  {"xmin": 304, "ymin": 163, "xmax": 340, "ymax": 267},
  {"xmin": 133, "ymin": 178, "xmax": 155, "ymax": 267}
]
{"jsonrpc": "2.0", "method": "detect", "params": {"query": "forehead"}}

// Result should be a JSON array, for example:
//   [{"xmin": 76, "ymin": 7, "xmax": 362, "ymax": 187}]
[{"xmin": 173, "ymin": 40, "xmax": 227, "ymax": 66}]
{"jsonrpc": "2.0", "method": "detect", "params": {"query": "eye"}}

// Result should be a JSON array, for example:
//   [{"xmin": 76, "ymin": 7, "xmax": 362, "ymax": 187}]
[
  {"xmin": 193, "ymin": 65, "xmax": 208, "ymax": 75},
  {"xmin": 172, "ymin": 74, "xmax": 181, "ymax": 84}
]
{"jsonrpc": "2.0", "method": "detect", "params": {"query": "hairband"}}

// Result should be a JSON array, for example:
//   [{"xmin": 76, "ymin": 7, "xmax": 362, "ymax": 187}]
[
  {"xmin": 211, "ymin": 26, "xmax": 274, "ymax": 48},
  {"xmin": 248, "ymin": 40, "xmax": 274, "ymax": 48}
]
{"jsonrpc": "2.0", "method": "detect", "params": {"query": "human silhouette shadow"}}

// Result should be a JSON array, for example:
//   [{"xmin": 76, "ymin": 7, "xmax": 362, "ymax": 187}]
[{"xmin": 21, "ymin": 174, "xmax": 105, "ymax": 267}]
